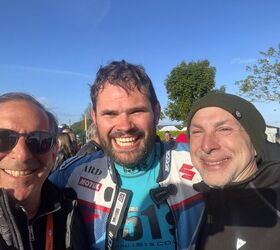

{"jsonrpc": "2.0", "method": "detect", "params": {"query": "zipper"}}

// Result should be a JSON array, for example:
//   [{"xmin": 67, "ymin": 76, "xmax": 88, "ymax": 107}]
[{"xmin": 28, "ymin": 224, "xmax": 35, "ymax": 241}]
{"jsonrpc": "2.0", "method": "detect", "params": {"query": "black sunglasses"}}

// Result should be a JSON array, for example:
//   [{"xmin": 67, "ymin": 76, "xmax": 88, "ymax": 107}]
[{"xmin": 0, "ymin": 129, "xmax": 56, "ymax": 154}]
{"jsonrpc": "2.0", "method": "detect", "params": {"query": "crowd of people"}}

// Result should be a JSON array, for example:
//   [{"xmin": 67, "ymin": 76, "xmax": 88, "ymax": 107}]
[{"xmin": 0, "ymin": 60, "xmax": 280, "ymax": 250}]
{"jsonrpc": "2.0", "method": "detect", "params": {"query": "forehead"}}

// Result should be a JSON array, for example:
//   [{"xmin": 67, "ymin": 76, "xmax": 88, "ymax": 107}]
[
  {"xmin": 0, "ymin": 100, "xmax": 50, "ymax": 131},
  {"xmin": 95, "ymin": 82, "xmax": 151, "ymax": 107},
  {"xmin": 191, "ymin": 107, "xmax": 238, "ymax": 126}
]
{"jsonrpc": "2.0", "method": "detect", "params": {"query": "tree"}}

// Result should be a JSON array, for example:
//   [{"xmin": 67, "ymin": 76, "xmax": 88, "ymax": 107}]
[
  {"xmin": 235, "ymin": 44, "xmax": 280, "ymax": 102},
  {"xmin": 81, "ymin": 103, "xmax": 92, "ymax": 121},
  {"xmin": 71, "ymin": 120, "xmax": 85, "ymax": 135},
  {"xmin": 164, "ymin": 60, "xmax": 216, "ymax": 122}
]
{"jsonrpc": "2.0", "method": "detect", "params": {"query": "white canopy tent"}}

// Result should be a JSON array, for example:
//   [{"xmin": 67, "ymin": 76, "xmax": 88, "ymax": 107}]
[{"xmin": 159, "ymin": 125, "xmax": 180, "ymax": 132}]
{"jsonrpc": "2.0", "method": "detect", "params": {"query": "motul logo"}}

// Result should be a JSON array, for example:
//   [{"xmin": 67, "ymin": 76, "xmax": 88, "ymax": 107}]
[
  {"xmin": 78, "ymin": 177, "xmax": 102, "ymax": 191},
  {"xmin": 179, "ymin": 164, "xmax": 196, "ymax": 180}
]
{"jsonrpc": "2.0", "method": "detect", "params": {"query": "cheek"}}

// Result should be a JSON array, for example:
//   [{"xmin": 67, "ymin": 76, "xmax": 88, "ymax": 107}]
[
  {"xmin": 96, "ymin": 119, "xmax": 111, "ymax": 134},
  {"xmin": 39, "ymin": 152, "xmax": 56, "ymax": 167},
  {"xmin": 228, "ymin": 136, "xmax": 249, "ymax": 154},
  {"xmin": 190, "ymin": 138, "xmax": 201, "ymax": 153},
  {"xmin": 0, "ymin": 153, "xmax": 6, "ymax": 160},
  {"xmin": 138, "ymin": 116, "xmax": 155, "ymax": 130}
]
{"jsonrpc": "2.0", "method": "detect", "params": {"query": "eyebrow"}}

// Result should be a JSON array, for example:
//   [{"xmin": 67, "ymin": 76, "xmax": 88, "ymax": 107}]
[
  {"xmin": 191, "ymin": 118, "xmax": 236, "ymax": 128},
  {"xmin": 99, "ymin": 105, "xmax": 149, "ymax": 115}
]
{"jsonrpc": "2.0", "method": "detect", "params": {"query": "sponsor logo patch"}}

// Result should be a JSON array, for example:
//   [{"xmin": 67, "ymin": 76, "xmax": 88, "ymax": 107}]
[
  {"xmin": 78, "ymin": 177, "xmax": 102, "ymax": 191},
  {"xmin": 179, "ymin": 164, "xmax": 196, "ymax": 180}
]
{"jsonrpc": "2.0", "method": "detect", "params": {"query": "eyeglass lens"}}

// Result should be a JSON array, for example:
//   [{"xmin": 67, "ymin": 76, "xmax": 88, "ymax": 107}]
[{"xmin": 0, "ymin": 129, "xmax": 54, "ymax": 154}]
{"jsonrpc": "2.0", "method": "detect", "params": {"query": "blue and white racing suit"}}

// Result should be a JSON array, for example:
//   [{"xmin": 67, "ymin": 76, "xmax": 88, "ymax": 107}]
[{"xmin": 49, "ymin": 142, "xmax": 204, "ymax": 250}]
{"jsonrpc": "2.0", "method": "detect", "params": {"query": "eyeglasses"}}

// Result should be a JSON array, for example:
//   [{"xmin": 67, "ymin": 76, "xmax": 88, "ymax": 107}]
[{"xmin": 0, "ymin": 129, "xmax": 56, "ymax": 154}]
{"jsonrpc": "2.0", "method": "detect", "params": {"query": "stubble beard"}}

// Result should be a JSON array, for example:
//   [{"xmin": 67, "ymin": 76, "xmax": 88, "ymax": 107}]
[{"xmin": 97, "ymin": 125, "xmax": 157, "ymax": 168}]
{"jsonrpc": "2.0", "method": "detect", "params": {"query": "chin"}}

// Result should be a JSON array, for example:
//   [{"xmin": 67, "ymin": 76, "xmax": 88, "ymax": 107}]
[
  {"xmin": 205, "ymin": 178, "xmax": 229, "ymax": 188},
  {"xmin": 6, "ymin": 188, "xmax": 32, "ymax": 202}
]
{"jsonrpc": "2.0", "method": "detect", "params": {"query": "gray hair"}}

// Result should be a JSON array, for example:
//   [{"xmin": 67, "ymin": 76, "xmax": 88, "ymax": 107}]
[{"xmin": 0, "ymin": 92, "xmax": 58, "ymax": 137}]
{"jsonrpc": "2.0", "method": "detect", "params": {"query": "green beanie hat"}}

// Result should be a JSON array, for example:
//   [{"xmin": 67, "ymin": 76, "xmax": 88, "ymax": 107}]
[{"xmin": 187, "ymin": 92, "xmax": 266, "ymax": 160}]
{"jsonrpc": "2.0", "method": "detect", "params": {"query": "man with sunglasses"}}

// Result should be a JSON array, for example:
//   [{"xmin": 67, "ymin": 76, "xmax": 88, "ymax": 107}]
[
  {"xmin": 0, "ymin": 92, "xmax": 89, "ymax": 250},
  {"xmin": 50, "ymin": 60, "xmax": 204, "ymax": 250}
]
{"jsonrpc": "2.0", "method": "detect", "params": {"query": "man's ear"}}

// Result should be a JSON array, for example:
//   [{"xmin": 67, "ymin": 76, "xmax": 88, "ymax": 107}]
[{"xmin": 91, "ymin": 110, "xmax": 97, "ymax": 126}]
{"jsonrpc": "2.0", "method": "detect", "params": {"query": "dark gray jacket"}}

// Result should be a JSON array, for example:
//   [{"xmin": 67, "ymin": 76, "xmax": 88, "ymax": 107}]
[
  {"xmin": 261, "ymin": 140, "xmax": 280, "ymax": 162},
  {"xmin": 0, "ymin": 180, "xmax": 89, "ymax": 250},
  {"xmin": 194, "ymin": 161, "xmax": 280, "ymax": 250}
]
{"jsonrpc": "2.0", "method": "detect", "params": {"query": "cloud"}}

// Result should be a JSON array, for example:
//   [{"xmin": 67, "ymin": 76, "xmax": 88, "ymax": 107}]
[
  {"xmin": 51, "ymin": 0, "xmax": 112, "ymax": 29},
  {"xmin": 36, "ymin": 96, "xmax": 49, "ymax": 105},
  {"xmin": 230, "ymin": 58, "xmax": 256, "ymax": 65},
  {"xmin": 0, "ymin": 64, "xmax": 93, "ymax": 78},
  {"xmin": 36, "ymin": 96, "xmax": 57, "ymax": 111}
]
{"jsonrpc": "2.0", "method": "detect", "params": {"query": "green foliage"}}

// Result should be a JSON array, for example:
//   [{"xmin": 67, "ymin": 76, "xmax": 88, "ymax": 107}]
[
  {"xmin": 235, "ymin": 43, "xmax": 280, "ymax": 102},
  {"xmin": 164, "ymin": 60, "xmax": 216, "ymax": 122},
  {"xmin": 160, "ymin": 111, "xmax": 166, "ymax": 120},
  {"xmin": 216, "ymin": 84, "xmax": 226, "ymax": 93},
  {"xmin": 70, "ymin": 119, "xmax": 92, "ymax": 135},
  {"xmin": 81, "ymin": 103, "xmax": 92, "ymax": 120}
]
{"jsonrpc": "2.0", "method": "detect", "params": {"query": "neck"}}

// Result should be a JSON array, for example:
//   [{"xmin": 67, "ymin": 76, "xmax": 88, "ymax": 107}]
[
  {"xmin": 116, "ymin": 145, "xmax": 157, "ymax": 173},
  {"xmin": 234, "ymin": 160, "xmax": 258, "ymax": 183},
  {"xmin": 16, "ymin": 196, "xmax": 41, "ymax": 220}
]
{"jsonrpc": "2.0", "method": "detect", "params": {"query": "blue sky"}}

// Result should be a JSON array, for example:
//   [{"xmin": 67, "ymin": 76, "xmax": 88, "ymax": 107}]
[{"xmin": 1, "ymin": 0, "xmax": 280, "ymax": 126}]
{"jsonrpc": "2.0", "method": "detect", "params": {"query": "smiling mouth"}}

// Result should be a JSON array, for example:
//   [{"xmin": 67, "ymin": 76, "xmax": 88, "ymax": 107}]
[
  {"xmin": 203, "ymin": 158, "xmax": 229, "ymax": 167},
  {"xmin": 4, "ymin": 169, "xmax": 34, "ymax": 177},
  {"xmin": 115, "ymin": 137, "xmax": 137, "ymax": 147}
]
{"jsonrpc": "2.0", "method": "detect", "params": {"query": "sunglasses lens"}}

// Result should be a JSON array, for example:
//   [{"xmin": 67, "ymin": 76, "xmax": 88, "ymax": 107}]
[
  {"xmin": 0, "ymin": 130, "xmax": 18, "ymax": 152},
  {"xmin": 26, "ymin": 132, "xmax": 54, "ymax": 154}
]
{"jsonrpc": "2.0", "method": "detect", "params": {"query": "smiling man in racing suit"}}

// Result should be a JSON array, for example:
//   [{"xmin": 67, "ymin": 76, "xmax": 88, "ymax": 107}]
[{"xmin": 50, "ymin": 60, "xmax": 204, "ymax": 250}]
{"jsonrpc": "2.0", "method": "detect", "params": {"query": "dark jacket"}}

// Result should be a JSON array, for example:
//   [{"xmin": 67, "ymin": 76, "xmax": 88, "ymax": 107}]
[
  {"xmin": 261, "ymin": 140, "xmax": 280, "ymax": 162},
  {"xmin": 0, "ymin": 180, "xmax": 89, "ymax": 250},
  {"xmin": 54, "ymin": 150, "xmax": 74, "ymax": 171},
  {"xmin": 194, "ymin": 161, "xmax": 280, "ymax": 250},
  {"xmin": 76, "ymin": 140, "xmax": 101, "ymax": 156}
]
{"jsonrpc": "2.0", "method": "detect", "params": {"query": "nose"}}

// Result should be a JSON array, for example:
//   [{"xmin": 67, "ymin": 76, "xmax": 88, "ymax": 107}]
[
  {"xmin": 201, "ymin": 132, "xmax": 220, "ymax": 154},
  {"xmin": 11, "ymin": 137, "xmax": 33, "ymax": 161},
  {"xmin": 116, "ymin": 113, "xmax": 133, "ymax": 132}
]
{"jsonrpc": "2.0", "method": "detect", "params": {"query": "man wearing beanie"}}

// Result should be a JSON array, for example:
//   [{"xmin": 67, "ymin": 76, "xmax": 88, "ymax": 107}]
[{"xmin": 187, "ymin": 92, "xmax": 280, "ymax": 250}]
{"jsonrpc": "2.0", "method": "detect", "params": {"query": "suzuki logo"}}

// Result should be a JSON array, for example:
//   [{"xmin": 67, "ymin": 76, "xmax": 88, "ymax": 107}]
[{"xmin": 179, "ymin": 164, "xmax": 196, "ymax": 180}]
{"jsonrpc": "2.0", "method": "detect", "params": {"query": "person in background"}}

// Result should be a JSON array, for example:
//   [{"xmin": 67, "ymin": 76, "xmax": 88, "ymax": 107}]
[
  {"xmin": 61, "ymin": 127, "xmax": 80, "ymax": 153},
  {"xmin": 67, "ymin": 132, "xmax": 80, "ymax": 153},
  {"xmin": 0, "ymin": 92, "xmax": 89, "ymax": 250},
  {"xmin": 187, "ymin": 92, "xmax": 280, "ymax": 250},
  {"xmin": 54, "ymin": 133, "xmax": 77, "ymax": 170},
  {"xmin": 164, "ymin": 131, "xmax": 175, "ymax": 148},
  {"xmin": 50, "ymin": 60, "xmax": 203, "ymax": 250},
  {"xmin": 164, "ymin": 130, "xmax": 174, "ymax": 142},
  {"xmin": 62, "ymin": 126, "xmax": 71, "ymax": 134},
  {"xmin": 76, "ymin": 123, "xmax": 102, "ymax": 156}
]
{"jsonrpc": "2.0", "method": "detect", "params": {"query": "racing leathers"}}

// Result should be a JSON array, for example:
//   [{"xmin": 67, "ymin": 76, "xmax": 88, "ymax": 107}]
[{"xmin": 49, "ymin": 142, "xmax": 204, "ymax": 250}]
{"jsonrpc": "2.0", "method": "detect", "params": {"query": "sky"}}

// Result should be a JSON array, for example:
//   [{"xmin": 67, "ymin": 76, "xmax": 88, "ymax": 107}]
[{"xmin": 1, "ymin": 0, "xmax": 280, "ymax": 127}]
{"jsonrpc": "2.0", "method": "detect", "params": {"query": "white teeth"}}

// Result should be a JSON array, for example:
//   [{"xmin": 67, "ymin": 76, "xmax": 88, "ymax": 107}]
[
  {"xmin": 115, "ymin": 137, "xmax": 136, "ymax": 147},
  {"xmin": 204, "ymin": 159, "xmax": 228, "ymax": 165},
  {"xmin": 4, "ymin": 170, "xmax": 33, "ymax": 177}
]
